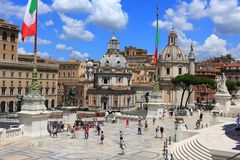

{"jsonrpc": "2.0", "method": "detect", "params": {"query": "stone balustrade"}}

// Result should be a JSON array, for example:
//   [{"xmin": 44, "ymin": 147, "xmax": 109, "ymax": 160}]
[
  {"xmin": 0, "ymin": 59, "xmax": 59, "ymax": 68},
  {"xmin": 0, "ymin": 126, "xmax": 24, "ymax": 140}
]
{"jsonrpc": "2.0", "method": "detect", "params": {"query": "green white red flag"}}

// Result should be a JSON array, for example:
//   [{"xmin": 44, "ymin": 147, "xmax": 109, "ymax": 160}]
[
  {"xmin": 153, "ymin": 4, "xmax": 159, "ymax": 64},
  {"xmin": 21, "ymin": 0, "xmax": 37, "ymax": 41}
]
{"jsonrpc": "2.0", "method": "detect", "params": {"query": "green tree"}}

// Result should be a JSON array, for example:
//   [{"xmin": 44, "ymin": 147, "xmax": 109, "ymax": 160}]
[
  {"xmin": 226, "ymin": 80, "xmax": 236, "ymax": 93},
  {"xmin": 171, "ymin": 74, "xmax": 216, "ymax": 109}
]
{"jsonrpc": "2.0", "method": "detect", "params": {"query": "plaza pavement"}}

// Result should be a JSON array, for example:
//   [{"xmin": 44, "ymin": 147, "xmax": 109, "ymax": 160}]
[{"xmin": 0, "ymin": 111, "xmax": 219, "ymax": 160}]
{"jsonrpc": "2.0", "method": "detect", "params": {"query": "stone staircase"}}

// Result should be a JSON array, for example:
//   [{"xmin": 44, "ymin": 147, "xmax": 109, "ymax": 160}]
[{"xmin": 171, "ymin": 137, "xmax": 212, "ymax": 160}]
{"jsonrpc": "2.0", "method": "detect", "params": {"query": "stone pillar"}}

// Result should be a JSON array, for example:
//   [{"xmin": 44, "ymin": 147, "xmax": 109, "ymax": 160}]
[{"xmin": 188, "ymin": 44, "xmax": 196, "ymax": 107}]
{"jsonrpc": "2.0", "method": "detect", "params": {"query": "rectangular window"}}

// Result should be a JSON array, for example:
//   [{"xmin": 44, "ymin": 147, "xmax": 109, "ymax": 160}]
[
  {"xmin": 26, "ymin": 81, "xmax": 29, "ymax": 86},
  {"xmin": 18, "ymin": 88, "xmax": 22, "ymax": 95},
  {"xmin": 3, "ymin": 44, "xmax": 6, "ymax": 50},
  {"xmin": 11, "ymin": 72, "xmax": 14, "ymax": 78},
  {"xmin": 166, "ymin": 68, "xmax": 170, "ymax": 75},
  {"xmin": 11, "ymin": 55, "xmax": 14, "ymax": 61},
  {"xmin": 11, "ymin": 81, "xmax": 14, "ymax": 86},
  {"xmin": 179, "ymin": 68, "xmax": 182, "ymax": 75},
  {"xmin": 18, "ymin": 81, "xmax": 22, "ymax": 86},
  {"xmin": 2, "ymin": 81, "xmax": 5, "ymax": 86},
  {"xmin": 26, "ymin": 72, "xmax": 29, "ymax": 78},
  {"xmin": 52, "ymin": 89, "xmax": 55, "ymax": 95},
  {"xmin": 2, "ymin": 71, "xmax": 6, "ymax": 77},
  {"xmin": 46, "ymin": 89, "xmax": 49, "ymax": 95},
  {"xmin": 2, "ymin": 88, "xmax": 6, "ymax": 96},
  {"xmin": 52, "ymin": 74, "xmax": 55, "ymax": 79},
  {"xmin": 11, "ymin": 45, "xmax": 14, "ymax": 51},
  {"xmin": 103, "ymin": 78, "xmax": 108, "ymax": 84},
  {"xmin": 46, "ymin": 74, "xmax": 49, "ymax": 79},
  {"xmin": 10, "ymin": 89, "xmax": 14, "ymax": 96},
  {"xmin": 40, "ymin": 73, "xmax": 43, "ymax": 79},
  {"xmin": 19, "ymin": 72, "xmax": 22, "ymax": 78},
  {"xmin": 3, "ymin": 54, "xmax": 6, "ymax": 60}
]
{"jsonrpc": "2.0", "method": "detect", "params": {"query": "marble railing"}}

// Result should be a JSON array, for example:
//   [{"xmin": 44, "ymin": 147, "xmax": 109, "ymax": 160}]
[
  {"xmin": 0, "ymin": 59, "xmax": 59, "ymax": 68},
  {"xmin": 0, "ymin": 127, "xmax": 24, "ymax": 140}
]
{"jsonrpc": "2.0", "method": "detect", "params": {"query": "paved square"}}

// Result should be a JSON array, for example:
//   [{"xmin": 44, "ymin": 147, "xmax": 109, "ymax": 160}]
[{"xmin": 0, "ymin": 112, "xmax": 214, "ymax": 160}]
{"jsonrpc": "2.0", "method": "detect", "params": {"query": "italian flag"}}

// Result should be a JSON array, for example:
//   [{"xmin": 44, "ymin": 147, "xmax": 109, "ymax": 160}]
[
  {"xmin": 22, "ymin": 0, "xmax": 37, "ymax": 41},
  {"xmin": 153, "ymin": 4, "xmax": 159, "ymax": 64}
]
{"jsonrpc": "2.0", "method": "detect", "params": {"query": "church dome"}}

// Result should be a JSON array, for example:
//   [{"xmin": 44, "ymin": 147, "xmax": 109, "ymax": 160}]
[
  {"xmin": 99, "ymin": 33, "xmax": 128, "ymax": 68},
  {"xmin": 86, "ymin": 61, "xmax": 93, "ymax": 68},
  {"xmin": 159, "ymin": 30, "xmax": 187, "ymax": 62},
  {"xmin": 100, "ymin": 53, "xmax": 128, "ymax": 68}
]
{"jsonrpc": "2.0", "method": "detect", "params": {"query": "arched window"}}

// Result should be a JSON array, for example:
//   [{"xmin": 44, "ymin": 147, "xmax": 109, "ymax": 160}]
[
  {"xmin": 2, "ymin": 31, "xmax": 7, "ymax": 41},
  {"xmin": 10, "ymin": 33, "xmax": 15, "ymax": 42}
]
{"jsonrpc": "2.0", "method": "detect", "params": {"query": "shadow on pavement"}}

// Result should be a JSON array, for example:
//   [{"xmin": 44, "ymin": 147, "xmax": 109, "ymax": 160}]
[{"xmin": 223, "ymin": 123, "xmax": 240, "ymax": 150}]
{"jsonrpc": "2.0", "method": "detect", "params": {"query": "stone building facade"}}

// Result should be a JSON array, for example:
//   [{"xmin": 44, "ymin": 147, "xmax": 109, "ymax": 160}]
[
  {"xmin": 156, "ymin": 30, "xmax": 195, "ymax": 108},
  {"xmin": 87, "ymin": 35, "xmax": 136, "ymax": 111},
  {"xmin": 0, "ymin": 19, "xmax": 59, "ymax": 112},
  {"xmin": 57, "ymin": 60, "xmax": 92, "ymax": 107}
]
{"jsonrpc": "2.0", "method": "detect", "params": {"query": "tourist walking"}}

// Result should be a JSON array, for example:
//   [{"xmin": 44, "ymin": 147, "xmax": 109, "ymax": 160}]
[
  {"xmin": 52, "ymin": 127, "xmax": 58, "ymax": 138},
  {"xmin": 160, "ymin": 126, "xmax": 164, "ymax": 138},
  {"xmin": 155, "ymin": 126, "xmax": 159, "ymax": 138},
  {"xmin": 200, "ymin": 112, "xmax": 203, "ymax": 121},
  {"xmin": 100, "ymin": 131, "xmax": 104, "ymax": 144},
  {"xmin": 71, "ymin": 125, "xmax": 76, "ymax": 139},
  {"xmin": 119, "ymin": 137, "xmax": 126, "ymax": 155},
  {"xmin": 153, "ymin": 117, "xmax": 156, "ymax": 126},
  {"xmin": 119, "ymin": 130, "xmax": 123, "ymax": 142},
  {"xmin": 84, "ymin": 123, "xmax": 89, "ymax": 139},
  {"xmin": 96, "ymin": 123, "xmax": 101, "ymax": 135},
  {"xmin": 125, "ymin": 119, "xmax": 129, "ymax": 128},
  {"xmin": 196, "ymin": 119, "xmax": 201, "ymax": 130},
  {"xmin": 137, "ymin": 122, "xmax": 142, "ymax": 135},
  {"xmin": 144, "ymin": 120, "xmax": 148, "ymax": 131}
]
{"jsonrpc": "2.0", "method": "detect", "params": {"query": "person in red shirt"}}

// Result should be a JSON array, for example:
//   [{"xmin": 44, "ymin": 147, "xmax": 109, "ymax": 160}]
[
  {"xmin": 84, "ymin": 123, "xmax": 89, "ymax": 139},
  {"xmin": 125, "ymin": 119, "xmax": 129, "ymax": 128}
]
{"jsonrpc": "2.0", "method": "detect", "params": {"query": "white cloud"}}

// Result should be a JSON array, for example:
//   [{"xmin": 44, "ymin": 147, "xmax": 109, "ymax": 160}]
[
  {"xmin": 58, "ymin": 13, "xmax": 94, "ymax": 41},
  {"xmin": 156, "ymin": 0, "xmax": 240, "ymax": 35},
  {"xmin": 23, "ymin": 37, "xmax": 52, "ymax": 45},
  {"xmin": 196, "ymin": 34, "xmax": 228, "ymax": 60},
  {"xmin": 18, "ymin": 47, "xmax": 51, "ymax": 59},
  {"xmin": 152, "ymin": 1, "xmax": 193, "ymax": 31},
  {"xmin": 0, "ymin": 0, "xmax": 25, "ymax": 19},
  {"xmin": 38, "ymin": 51, "xmax": 51, "ymax": 59},
  {"xmin": 71, "ymin": 50, "xmax": 90, "ymax": 59},
  {"xmin": 57, "ymin": 57, "xmax": 65, "ymax": 61},
  {"xmin": 45, "ymin": 20, "xmax": 54, "ymax": 26},
  {"xmin": 0, "ymin": 0, "xmax": 51, "ymax": 20},
  {"xmin": 208, "ymin": 0, "xmax": 240, "ymax": 34},
  {"xmin": 52, "ymin": 0, "xmax": 92, "ymax": 13},
  {"xmin": 56, "ymin": 44, "xmax": 73, "ymax": 50},
  {"xmin": 18, "ymin": 47, "xmax": 32, "ymax": 55},
  {"xmin": 230, "ymin": 44, "xmax": 240, "ymax": 60},
  {"xmin": 38, "ymin": 0, "xmax": 52, "ymax": 15},
  {"xmin": 86, "ymin": 0, "xmax": 128, "ymax": 30},
  {"xmin": 52, "ymin": 0, "xmax": 128, "ymax": 30}
]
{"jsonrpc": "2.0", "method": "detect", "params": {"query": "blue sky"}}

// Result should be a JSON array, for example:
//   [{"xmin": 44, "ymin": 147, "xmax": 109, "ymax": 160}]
[{"xmin": 2, "ymin": 0, "xmax": 240, "ymax": 61}]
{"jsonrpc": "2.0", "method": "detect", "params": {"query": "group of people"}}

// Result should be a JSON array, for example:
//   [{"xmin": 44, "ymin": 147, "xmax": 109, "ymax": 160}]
[
  {"xmin": 50, "ymin": 116, "xmax": 167, "ymax": 156},
  {"xmin": 49, "ymin": 121, "xmax": 64, "ymax": 138}
]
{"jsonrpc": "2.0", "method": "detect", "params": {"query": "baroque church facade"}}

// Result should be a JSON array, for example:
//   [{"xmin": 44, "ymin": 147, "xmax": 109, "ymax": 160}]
[
  {"xmin": 87, "ymin": 35, "xmax": 136, "ymax": 111},
  {"xmin": 156, "ymin": 29, "xmax": 196, "ymax": 108}
]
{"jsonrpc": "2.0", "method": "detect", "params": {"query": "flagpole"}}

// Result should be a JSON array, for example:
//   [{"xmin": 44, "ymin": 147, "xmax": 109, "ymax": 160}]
[
  {"xmin": 34, "ymin": 0, "xmax": 38, "ymax": 66},
  {"xmin": 31, "ymin": 0, "xmax": 39, "ymax": 94}
]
